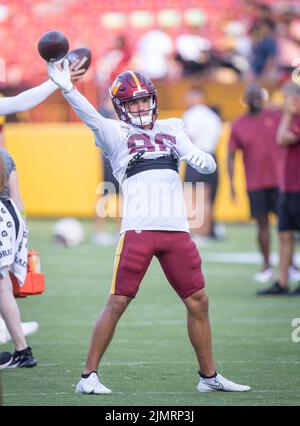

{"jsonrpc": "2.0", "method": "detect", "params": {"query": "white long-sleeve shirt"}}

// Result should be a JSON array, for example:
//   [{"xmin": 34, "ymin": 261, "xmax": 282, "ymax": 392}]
[
  {"xmin": 64, "ymin": 88, "xmax": 216, "ymax": 233},
  {"xmin": 0, "ymin": 80, "xmax": 57, "ymax": 115}
]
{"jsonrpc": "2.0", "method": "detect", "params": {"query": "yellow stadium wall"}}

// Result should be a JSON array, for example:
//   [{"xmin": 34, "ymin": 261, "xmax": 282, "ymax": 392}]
[
  {"xmin": 213, "ymin": 122, "xmax": 249, "ymax": 222},
  {"xmin": 5, "ymin": 123, "xmax": 100, "ymax": 218},
  {"xmin": 4, "ymin": 122, "xmax": 250, "ymax": 221}
]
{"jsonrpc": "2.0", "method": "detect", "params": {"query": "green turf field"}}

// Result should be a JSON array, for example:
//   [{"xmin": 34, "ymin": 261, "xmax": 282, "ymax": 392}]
[{"xmin": 1, "ymin": 220, "xmax": 300, "ymax": 406}]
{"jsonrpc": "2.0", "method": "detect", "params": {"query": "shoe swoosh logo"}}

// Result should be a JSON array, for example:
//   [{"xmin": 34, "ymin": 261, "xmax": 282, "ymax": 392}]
[{"xmin": 207, "ymin": 381, "xmax": 224, "ymax": 390}]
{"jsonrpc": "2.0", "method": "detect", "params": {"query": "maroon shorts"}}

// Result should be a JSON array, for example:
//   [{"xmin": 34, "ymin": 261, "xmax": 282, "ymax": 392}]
[{"xmin": 110, "ymin": 230, "xmax": 205, "ymax": 300}]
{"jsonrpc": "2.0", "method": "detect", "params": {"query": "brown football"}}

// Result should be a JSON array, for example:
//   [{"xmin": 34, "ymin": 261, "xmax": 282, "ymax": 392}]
[
  {"xmin": 66, "ymin": 48, "xmax": 92, "ymax": 73},
  {"xmin": 38, "ymin": 31, "xmax": 69, "ymax": 62}
]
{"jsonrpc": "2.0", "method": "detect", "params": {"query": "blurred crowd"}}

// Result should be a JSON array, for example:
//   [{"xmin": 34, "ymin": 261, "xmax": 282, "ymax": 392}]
[{"xmin": 0, "ymin": 0, "xmax": 300, "ymax": 89}]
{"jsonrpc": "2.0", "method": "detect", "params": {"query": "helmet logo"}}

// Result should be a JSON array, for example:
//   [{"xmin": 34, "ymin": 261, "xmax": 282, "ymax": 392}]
[
  {"xmin": 133, "ymin": 89, "xmax": 148, "ymax": 97},
  {"xmin": 111, "ymin": 81, "xmax": 122, "ymax": 96}
]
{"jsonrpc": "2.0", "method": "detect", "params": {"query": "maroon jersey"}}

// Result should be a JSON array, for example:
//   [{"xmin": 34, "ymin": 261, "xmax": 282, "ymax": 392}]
[
  {"xmin": 279, "ymin": 115, "xmax": 300, "ymax": 193},
  {"xmin": 229, "ymin": 109, "xmax": 282, "ymax": 191}
]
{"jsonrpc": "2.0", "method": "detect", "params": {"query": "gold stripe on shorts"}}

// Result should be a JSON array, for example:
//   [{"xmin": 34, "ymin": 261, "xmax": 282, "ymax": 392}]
[{"xmin": 110, "ymin": 232, "xmax": 126, "ymax": 294}]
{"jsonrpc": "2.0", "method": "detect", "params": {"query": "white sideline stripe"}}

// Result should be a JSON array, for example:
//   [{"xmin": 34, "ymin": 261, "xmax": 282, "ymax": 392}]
[
  {"xmin": 4, "ymin": 392, "xmax": 72, "ymax": 396},
  {"xmin": 26, "ymin": 318, "xmax": 295, "ymax": 329},
  {"xmin": 4, "ymin": 390, "xmax": 299, "ymax": 397},
  {"xmin": 95, "ymin": 360, "xmax": 300, "ymax": 366},
  {"xmin": 140, "ymin": 390, "xmax": 299, "ymax": 393},
  {"xmin": 203, "ymin": 252, "xmax": 300, "ymax": 265},
  {"xmin": 118, "ymin": 318, "xmax": 294, "ymax": 327},
  {"xmin": 43, "ymin": 251, "xmax": 300, "ymax": 266},
  {"xmin": 120, "ymin": 320, "xmax": 185, "ymax": 326},
  {"xmin": 36, "ymin": 363, "xmax": 61, "ymax": 367},
  {"xmin": 45, "ymin": 253, "xmax": 114, "ymax": 264}
]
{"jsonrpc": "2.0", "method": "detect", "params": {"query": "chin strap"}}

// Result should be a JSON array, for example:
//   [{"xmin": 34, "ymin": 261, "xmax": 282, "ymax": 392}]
[
  {"xmin": 128, "ymin": 112, "xmax": 153, "ymax": 127},
  {"xmin": 125, "ymin": 97, "xmax": 156, "ymax": 127}
]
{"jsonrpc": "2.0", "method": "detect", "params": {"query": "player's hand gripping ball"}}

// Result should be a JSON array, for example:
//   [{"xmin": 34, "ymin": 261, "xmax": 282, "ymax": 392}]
[
  {"xmin": 38, "ymin": 31, "xmax": 69, "ymax": 63},
  {"xmin": 66, "ymin": 48, "xmax": 92, "ymax": 74}
]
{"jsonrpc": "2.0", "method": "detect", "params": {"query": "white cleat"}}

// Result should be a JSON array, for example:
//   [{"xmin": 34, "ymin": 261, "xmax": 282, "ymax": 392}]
[
  {"xmin": 0, "ymin": 319, "xmax": 39, "ymax": 344},
  {"xmin": 197, "ymin": 373, "xmax": 251, "ymax": 392},
  {"xmin": 288, "ymin": 265, "xmax": 300, "ymax": 282},
  {"xmin": 253, "ymin": 267, "xmax": 273, "ymax": 284},
  {"xmin": 75, "ymin": 372, "xmax": 112, "ymax": 395}
]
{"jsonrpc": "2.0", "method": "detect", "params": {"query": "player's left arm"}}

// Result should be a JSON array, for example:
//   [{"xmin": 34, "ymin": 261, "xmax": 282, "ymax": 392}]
[
  {"xmin": 277, "ymin": 112, "xmax": 300, "ymax": 146},
  {"xmin": 175, "ymin": 119, "xmax": 217, "ymax": 174},
  {"xmin": 277, "ymin": 94, "xmax": 300, "ymax": 145}
]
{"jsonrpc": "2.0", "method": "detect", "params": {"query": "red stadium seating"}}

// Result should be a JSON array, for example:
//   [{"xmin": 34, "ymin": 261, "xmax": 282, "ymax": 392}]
[{"xmin": 0, "ymin": 0, "xmax": 289, "ymax": 85}]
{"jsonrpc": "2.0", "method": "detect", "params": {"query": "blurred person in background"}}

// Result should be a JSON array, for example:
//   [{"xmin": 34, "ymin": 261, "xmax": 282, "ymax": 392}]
[
  {"xmin": 0, "ymin": 147, "xmax": 37, "ymax": 368},
  {"xmin": 135, "ymin": 27, "xmax": 178, "ymax": 80},
  {"xmin": 228, "ymin": 83, "xmax": 281, "ymax": 283},
  {"xmin": 258, "ymin": 80, "xmax": 300, "ymax": 295},
  {"xmin": 0, "ymin": 79, "xmax": 60, "ymax": 357},
  {"xmin": 277, "ymin": 18, "xmax": 300, "ymax": 82},
  {"xmin": 175, "ymin": 24, "xmax": 212, "ymax": 77},
  {"xmin": 217, "ymin": 21, "xmax": 252, "ymax": 78},
  {"xmin": 96, "ymin": 35, "xmax": 132, "ymax": 92},
  {"xmin": 183, "ymin": 87, "xmax": 222, "ymax": 245},
  {"xmin": 0, "ymin": 63, "xmax": 85, "ymax": 361},
  {"xmin": 248, "ymin": 18, "xmax": 278, "ymax": 84},
  {"xmin": 241, "ymin": 1, "xmax": 274, "ymax": 29},
  {"xmin": 228, "ymin": 83, "xmax": 300, "ymax": 285}
]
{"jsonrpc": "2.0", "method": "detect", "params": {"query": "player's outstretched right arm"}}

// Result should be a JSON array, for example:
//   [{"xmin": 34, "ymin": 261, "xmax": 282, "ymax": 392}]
[
  {"xmin": 0, "ymin": 80, "xmax": 58, "ymax": 115},
  {"xmin": 48, "ymin": 60, "xmax": 118, "ymax": 155}
]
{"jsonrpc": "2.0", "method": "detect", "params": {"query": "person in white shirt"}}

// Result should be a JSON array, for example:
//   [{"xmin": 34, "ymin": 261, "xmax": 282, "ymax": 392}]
[
  {"xmin": 175, "ymin": 25, "xmax": 211, "ymax": 76},
  {"xmin": 136, "ymin": 29, "xmax": 174, "ymax": 80},
  {"xmin": 48, "ymin": 61, "xmax": 251, "ymax": 394},
  {"xmin": 183, "ymin": 87, "xmax": 222, "ymax": 243}
]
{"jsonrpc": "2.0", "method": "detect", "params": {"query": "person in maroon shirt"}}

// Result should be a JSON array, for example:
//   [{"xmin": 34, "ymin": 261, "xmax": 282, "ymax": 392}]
[
  {"xmin": 228, "ymin": 83, "xmax": 282, "ymax": 283},
  {"xmin": 258, "ymin": 81, "xmax": 300, "ymax": 295}
]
